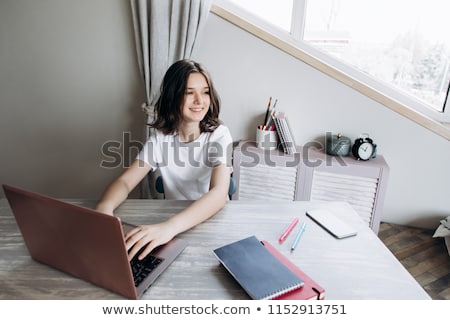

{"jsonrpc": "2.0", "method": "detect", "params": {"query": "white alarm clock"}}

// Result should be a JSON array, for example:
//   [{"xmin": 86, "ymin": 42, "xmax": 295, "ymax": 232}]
[{"xmin": 351, "ymin": 134, "xmax": 377, "ymax": 161}]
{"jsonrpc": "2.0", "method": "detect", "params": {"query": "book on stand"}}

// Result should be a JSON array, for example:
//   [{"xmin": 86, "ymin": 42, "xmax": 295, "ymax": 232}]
[
  {"xmin": 262, "ymin": 240, "xmax": 325, "ymax": 300},
  {"xmin": 272, "ymin": 111, "xmax": 297, "ymax": 154},
  {"xmin": 213, "ymin": 236, "xmax": 304, "ymax": 300}
]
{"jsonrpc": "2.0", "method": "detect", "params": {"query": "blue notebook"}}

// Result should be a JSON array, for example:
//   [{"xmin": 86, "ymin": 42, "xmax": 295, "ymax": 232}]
[{"xmin": 213, "ymin": 236, "xmax": 304, "ymax": 300}]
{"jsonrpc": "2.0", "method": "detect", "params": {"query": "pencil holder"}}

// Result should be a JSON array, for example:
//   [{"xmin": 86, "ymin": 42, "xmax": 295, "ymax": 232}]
[{"xmin": 256, "ymin": 127, "xmax": 278, "ymax": 150}]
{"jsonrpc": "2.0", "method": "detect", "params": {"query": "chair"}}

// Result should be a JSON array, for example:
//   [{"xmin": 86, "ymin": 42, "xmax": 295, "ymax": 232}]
[{"xmin": 154, "ymin": 175, "xmax": 236, "ymax": 199}]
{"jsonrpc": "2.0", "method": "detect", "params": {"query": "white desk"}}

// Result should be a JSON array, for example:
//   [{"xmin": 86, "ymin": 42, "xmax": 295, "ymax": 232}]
[{"xmin": 0, "ymin": 199, "xmax": 430, "ymax": 300}]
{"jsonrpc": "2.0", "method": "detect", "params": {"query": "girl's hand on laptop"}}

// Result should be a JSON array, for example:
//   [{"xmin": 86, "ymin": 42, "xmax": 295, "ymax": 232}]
[{"xmin": 124, "ymin": 222, "xmax": 176, "ymax": 261}]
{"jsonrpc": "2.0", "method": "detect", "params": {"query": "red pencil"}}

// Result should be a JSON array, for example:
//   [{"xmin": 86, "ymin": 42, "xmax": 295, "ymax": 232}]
[{"xmin": 278, "ymin": 217, "xmax": 299, "ymax": 243}]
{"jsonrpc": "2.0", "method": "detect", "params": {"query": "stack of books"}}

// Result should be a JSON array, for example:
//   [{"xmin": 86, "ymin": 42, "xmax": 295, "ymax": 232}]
[
  {"xmin": 262, "ymin": 240, "xmax": 325, "ymax": 300},
  {"xmin": 260, "ymin": 97, "xmax": 297, "ymax": 154},
  {"xmin": 272, "ymin": 111, "xmax": 297, "ymax": 154},
  {"xmin": 213, "ymin": 236, "xmax": 325, "ymax": 300}
]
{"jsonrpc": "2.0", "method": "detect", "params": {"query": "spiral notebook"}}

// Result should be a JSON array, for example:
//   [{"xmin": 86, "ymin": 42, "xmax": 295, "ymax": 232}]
[
  {"xmin": 262, "ymin": 240, "xmax": 325, "ymax": 300},
  {"xmin": 213, "ymin": 236, "xmax": 304, "ymax": 300}
]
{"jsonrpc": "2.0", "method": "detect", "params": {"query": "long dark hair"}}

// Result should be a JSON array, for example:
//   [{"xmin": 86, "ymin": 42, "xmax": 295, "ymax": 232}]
[{"xmin": 151, "ymin": 60, "xmax": 221, "ymax": 134}]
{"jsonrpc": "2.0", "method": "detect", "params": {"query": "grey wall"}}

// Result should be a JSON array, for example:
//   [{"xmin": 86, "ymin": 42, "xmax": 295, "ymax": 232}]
[
  {"xmin": 0, "ymin": 1, "xmax": 448, "ymax": 229},
  {"xmin": 0, "ymin": 0, "xmax": 145, "ymax": 198}
]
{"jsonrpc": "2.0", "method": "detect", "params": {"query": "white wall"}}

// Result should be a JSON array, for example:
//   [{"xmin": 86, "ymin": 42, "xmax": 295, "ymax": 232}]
[
  {"xmin": 0, "ymin": 2, "xmax": 448, "ymax": 229},
  {"xmin": 194, "ymin": 14, "xmax": 450, "ymax": 229}
]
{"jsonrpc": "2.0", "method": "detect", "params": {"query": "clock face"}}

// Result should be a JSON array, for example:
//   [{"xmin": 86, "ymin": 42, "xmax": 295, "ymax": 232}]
[{"xmin": 358, "ymin": 142, "xmax": 374, "ymax": 160}]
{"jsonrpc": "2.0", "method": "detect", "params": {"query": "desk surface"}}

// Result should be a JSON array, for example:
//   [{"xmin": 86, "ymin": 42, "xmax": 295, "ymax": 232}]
[{"xmin": 0, "ymin": 199, "xmax": 430, "ymax": 300}]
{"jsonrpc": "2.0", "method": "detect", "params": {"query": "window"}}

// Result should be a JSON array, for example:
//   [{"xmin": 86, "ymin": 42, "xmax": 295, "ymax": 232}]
[
  {"xmin": 227, "ymin": 0, "xmax": 293, "ymax": 32},
  {"xmin": 223, "ymin": 0, "xmax": 450, "ymax": 120}
]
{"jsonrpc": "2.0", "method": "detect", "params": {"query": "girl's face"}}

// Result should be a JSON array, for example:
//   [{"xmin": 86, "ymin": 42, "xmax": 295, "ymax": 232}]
[{"xmin": 180, "ymin": 72, "xmax": 210, "ymax": 125}]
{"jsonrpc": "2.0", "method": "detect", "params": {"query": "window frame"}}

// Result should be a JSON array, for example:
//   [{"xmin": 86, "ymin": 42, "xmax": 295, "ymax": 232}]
[{"xmin": 213, "ymin": 0, "xmax": 450, "ymax": 128}]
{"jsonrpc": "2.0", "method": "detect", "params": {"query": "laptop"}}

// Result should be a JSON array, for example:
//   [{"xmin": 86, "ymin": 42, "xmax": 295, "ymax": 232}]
[{"xmin": 2, "ymin": 184, "xmax": 187, "ymax": 299}]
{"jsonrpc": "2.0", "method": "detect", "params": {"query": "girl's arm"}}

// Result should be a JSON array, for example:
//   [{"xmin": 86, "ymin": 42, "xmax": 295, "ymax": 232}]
[
  {"xmin": 125, "ymin": 163, "xmax": 230, "ymax": 260},
  {"xmin": 95, "ymin": 159, "xmax": 152, "ymax": 215}
]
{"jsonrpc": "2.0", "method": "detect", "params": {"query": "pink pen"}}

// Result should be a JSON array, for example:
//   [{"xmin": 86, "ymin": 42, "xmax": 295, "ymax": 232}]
[{"xmin": 278, "ymin": 217, "xmax": 299, "ymax": 243}]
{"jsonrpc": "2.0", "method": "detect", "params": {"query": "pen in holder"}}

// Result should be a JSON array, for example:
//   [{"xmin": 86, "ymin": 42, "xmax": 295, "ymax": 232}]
[{"xmin": 256, "ymin": 125, "xmax": 278, "ymax": 150}]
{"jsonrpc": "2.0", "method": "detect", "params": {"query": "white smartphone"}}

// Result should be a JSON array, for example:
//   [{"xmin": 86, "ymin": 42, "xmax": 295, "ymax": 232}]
[{"xmin": 306, "ymin": 209, "xmax": 357, "ymax": 239}]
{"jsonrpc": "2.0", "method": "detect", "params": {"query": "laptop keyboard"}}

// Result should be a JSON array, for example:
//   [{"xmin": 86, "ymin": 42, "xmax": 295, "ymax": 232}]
[{"xmin": 130, "ymin": 254, "xmax": 164, "ymax": 287}]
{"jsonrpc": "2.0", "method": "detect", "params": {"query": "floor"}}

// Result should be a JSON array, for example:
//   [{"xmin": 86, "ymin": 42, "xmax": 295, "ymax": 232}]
[{"xmin": 378, "ymin": 222, "xmax": 450, "ymax": 300}]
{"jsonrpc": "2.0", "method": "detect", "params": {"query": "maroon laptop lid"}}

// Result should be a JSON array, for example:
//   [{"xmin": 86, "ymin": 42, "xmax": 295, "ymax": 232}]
[{"xmin": 3, "ymin": 184, "xmax": 138, "ymax": 299}]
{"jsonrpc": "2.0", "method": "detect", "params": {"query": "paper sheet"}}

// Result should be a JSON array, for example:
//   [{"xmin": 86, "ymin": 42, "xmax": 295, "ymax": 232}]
[{"xmin": 433, "ymin": 216, "xmax": 450, "ymax": 256}]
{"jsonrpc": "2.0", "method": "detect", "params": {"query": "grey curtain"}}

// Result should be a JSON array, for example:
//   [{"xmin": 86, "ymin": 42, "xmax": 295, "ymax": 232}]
[{"xmin": 130, "ymin": 0, "xmax": 212, "ymax": 198}]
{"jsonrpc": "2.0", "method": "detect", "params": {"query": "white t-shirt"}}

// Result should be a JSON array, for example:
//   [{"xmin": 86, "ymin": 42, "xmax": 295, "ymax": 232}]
[{"xmin": 137, "ymin": 125, "xmax": 233, "ymax": 200}]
